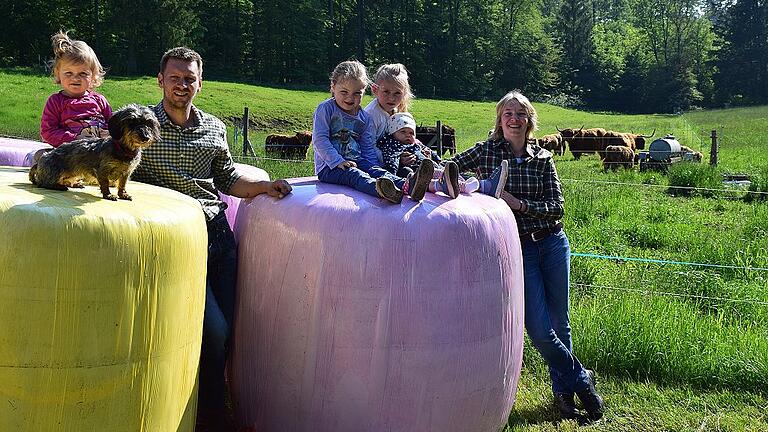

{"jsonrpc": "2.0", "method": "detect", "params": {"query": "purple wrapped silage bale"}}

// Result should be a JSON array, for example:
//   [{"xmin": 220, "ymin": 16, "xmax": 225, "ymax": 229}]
[
  {"xmin": 218, "ymin": 163, "xmax": 270, "ymax": 232},
  {"xmin": 0, "ymin": 138, "xmax": 52, "ymax": 167},
  {"xmin": 229, "ymin": 179, "xmax": 525, "ymax": 432}
]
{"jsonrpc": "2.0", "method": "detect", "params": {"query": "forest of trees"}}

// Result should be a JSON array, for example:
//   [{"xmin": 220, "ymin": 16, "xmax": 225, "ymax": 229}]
[{"xmin": 1, "ymin": 0, "xmax": 766, "ymax": 113}]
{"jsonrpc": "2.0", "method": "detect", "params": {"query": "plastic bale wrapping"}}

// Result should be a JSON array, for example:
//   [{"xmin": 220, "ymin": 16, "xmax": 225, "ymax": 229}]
[
  {"xmin": 0, "ymin": 137, "xmax": 52, "ymax": 167},
  {"xmin": 218, "ymin": 163, "xmax": 270, "ymax": 232},
  {"xmin": 0, "ymin": 167, "xmax": 207, "ymax": 432},
  {"xmin": 230, "ymin": 179, "xmax": 525, "ymax": 432}
]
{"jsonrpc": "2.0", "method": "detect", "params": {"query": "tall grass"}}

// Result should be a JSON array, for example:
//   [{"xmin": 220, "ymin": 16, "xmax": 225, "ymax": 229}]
[{"xmin": 666, "ymin": 162, "xmax": 725, "ymax": 197}]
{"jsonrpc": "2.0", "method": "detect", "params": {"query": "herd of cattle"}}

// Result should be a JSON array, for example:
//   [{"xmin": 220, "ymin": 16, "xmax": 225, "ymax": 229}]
[
  {"xmin": 537, "ymin": 126, "xmax": 656, "ymax": 170},
  {"xmin": 263, "ymin": 125, "xmax": 702, "ymax": 171}
]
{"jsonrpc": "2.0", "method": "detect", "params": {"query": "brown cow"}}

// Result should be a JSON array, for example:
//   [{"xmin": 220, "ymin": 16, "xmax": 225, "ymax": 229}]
[
  {"xmin": 558, "ymin": 126, "xmax": 608, "ymax": 159},
  {"xmin": 265, "ymin": 130, "xmax": 312, "ymax": 160},
  {"xmin": 537, "ymin": 133, "xmax": 565, "ymax": 155},
  {"xmin": 625, "ymin": 129, "xmax": 655, "ymax": 150},
  {"xmin": 603, "ymin": 131, "xmax": 635, "ymax": 153},
  {"xmin": 602, "ymin": 145, "xmax": 635, "ymax": 170},
  {"xmin": 680, "ymin": 145, "xmax": 703, "ymax": 162},
  {"xmin": 557, "ymin": 126, "xmax": 587, "ymax": 159}
]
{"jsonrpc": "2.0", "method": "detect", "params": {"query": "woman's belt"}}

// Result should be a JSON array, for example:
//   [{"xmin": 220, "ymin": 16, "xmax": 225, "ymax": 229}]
[{"xmin": 520, "ymin": 222, "xmax": 563, "ymax": 243}]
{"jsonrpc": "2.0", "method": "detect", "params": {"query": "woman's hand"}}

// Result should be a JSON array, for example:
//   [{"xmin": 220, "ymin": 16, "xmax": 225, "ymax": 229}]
[
  {"xmin": 337, "ymin": 160, "xmax": 357, "ymax": 170},
  {"xmin": 501, "ymin": 191, "xmax": 526, "ymax": 211}
]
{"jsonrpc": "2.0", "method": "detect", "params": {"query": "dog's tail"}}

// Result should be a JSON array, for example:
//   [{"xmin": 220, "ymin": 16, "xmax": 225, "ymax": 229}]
[{"xmin": 29, "ymin": 164, "xmax": 39, "ymax": 185}]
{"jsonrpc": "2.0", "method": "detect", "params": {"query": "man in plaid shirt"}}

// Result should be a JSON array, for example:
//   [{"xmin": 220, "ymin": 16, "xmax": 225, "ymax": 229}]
[{"xmin": 132, "ymin": 47, "xmax": 291, "ymax": 431}]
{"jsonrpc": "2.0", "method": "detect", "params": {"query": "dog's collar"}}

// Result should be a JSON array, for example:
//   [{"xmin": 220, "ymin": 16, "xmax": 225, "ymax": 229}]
[{"xmin": 113, "ymin": 139, "xmax": 139, "ymax": 161}]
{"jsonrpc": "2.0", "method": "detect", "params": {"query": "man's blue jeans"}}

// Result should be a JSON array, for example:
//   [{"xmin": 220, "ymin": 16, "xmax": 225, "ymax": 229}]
[
  {"xmin": 521, "ymin": 229, "xmax": 590, "ymax": 394},
  {"xmin": 199, "ymin": 214, "xmax": 237, "ymax": 413}
]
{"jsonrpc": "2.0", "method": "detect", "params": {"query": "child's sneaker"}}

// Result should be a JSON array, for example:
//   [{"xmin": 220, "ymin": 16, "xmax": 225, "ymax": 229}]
[
  {"xmin": 376, "ymin": 177, "xmax": 403, "ymax": 204},
  {"xmin": 404, "ymin": 160, "xmax": 434, "ymax": 201},
  {"xmin": 439, "ymin": 161, "xmax": 460, "ymax": 198},
  {"xmin": 479, "ymin": 159, "xmax": 509, "ymax": 199}
]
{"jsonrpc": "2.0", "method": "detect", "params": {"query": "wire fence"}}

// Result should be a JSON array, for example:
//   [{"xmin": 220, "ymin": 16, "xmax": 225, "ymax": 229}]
[
  {"xmin": 3, "ymin": 133, "xmax": 766, "ymax": 309},
  {"xmin": 572, "ymin": 282, "xmax": 768, "ymax": 306}
]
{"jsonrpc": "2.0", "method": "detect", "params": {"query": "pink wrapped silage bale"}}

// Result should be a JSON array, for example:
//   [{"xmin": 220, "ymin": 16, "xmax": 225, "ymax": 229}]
[
  {"xmin": 0, "ymin": 138, "xmax": 52, "ymax": 167},
  {"xmin": 218, "ymin": 163, "xmax": 270, "ymax": 231},
  {"xmin": 230, "ymin": 179, "xmax": 525, "ymax": 432}
]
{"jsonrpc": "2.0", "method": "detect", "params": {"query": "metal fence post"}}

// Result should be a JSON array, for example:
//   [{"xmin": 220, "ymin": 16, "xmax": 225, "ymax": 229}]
[{"xmin": 709, "ymin": 130, "xmax": 718, "ymax": 167}]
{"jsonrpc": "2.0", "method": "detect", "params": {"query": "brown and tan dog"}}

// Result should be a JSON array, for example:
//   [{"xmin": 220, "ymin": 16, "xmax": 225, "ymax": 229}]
[{"xmin": 30, "ymin": 104, "xmax": 160, "ymax": 200}]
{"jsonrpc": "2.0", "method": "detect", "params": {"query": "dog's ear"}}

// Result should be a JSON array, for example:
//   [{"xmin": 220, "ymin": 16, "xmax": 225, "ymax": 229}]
[{"xmin": 108, "ymin": 112, "xmax": 124, "ymax": 140}]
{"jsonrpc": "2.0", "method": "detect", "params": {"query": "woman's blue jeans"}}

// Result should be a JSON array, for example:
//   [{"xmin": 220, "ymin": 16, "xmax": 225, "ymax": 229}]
[
  {"xmin": 199, "ymin": 214, "xmax": 237, "ymax": 413},
  {"xmin": 521, "ymin": 229, "xmax": 590, "ymax": 394}
]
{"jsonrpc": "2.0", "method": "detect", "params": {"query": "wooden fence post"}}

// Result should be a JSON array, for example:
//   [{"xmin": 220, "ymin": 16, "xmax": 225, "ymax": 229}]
[
  {"xmin": 242, "ymin": 107, "xmax": 256, "ymax": 157},
  {"xmin": 709, "ymin": 130, "xmax": 718, "ymax": 167},
  {"xmin": 436, "ymin": 120, "xmax": 443, "ymax": 156}
]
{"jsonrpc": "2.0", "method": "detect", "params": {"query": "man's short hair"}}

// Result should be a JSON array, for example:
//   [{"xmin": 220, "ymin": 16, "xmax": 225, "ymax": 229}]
[{"xmin": 159, "ymin": 47, "xmax": 203, "ymax": 75}]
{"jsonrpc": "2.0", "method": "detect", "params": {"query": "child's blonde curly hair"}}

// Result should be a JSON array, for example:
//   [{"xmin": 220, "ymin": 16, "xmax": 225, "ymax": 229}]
[
  {"xmin": 329, "ymin": 60, "xmax": 370, "ymax": 89},
  {"xmin": 49, "ymin": 31, "xmax": 106, "ymax": 88}
]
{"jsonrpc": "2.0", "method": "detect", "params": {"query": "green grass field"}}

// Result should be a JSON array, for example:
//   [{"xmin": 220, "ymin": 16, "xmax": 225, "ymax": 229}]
[{"xmin": 2, "ymin": 68, "xmax": 767, "ymax": 431}]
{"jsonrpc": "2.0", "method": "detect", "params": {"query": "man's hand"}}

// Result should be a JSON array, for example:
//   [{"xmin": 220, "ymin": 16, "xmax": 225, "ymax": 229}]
[
  {"xmin": 266, "ymin": 179, "xmax": 292, "ymax": 199},
  {"xmin": 399, "ymin": 151, "xmax": 416, "ymax": 168},
  {"xmin": 337, "ymin": 160, "xmax": 357, "ymax": 170},
  {"xmin": 229, "ymin": 177, "xmax": 292, "ymax": 199}
]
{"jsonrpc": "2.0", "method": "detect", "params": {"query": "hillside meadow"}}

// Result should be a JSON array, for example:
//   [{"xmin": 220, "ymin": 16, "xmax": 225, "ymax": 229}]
[{"xmin": 2, "ymin": 68, "xmax": 767, "ymax": 431}]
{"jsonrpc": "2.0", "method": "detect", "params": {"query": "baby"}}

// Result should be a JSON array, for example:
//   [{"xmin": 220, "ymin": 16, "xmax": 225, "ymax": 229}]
[{"xmin": 377, "ymin": 112, "xmax": 508, "ymax": 199}]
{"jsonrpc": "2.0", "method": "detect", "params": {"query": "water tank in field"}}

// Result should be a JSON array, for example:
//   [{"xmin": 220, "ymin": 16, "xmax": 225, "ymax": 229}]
[
  {"xmin": 649, "ymin": 134, "xmax": 682, "ymax": 161},
  {"xmin": 229, "ymin": 179, "xmax": 525, "ymax": 432}
]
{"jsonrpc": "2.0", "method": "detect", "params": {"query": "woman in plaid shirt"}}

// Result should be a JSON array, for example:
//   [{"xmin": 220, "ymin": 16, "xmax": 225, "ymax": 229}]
[{"xmin": 453, "ymin": 91, "xmax": 605, "ymax": 422}]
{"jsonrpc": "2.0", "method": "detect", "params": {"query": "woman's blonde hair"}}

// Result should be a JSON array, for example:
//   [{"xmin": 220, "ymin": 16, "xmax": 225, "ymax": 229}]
[
  {"xmin": 329, "ymin": 60, "xmax": 370, "ymax": 89},
  {"xmin": 50, "ymin": 31, "xmax": 106, "ymax": 88},
  {"xmin": 372, "ymin": 63, "xmax": 414, "ymax": 112},
  {"xmin": 490, "ymin": 90, "xmax": 538, "ymax": 142}
]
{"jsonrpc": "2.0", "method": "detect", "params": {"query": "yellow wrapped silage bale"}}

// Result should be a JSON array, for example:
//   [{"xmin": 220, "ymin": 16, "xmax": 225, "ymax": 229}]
[{"xmin": 0, "ymin": 167, "xmax": 207, "ymax": 432}]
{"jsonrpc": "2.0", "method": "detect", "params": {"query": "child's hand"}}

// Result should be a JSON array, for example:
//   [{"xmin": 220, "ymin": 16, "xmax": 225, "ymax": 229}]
[
  {"xmin": 337, "ymin": 160, "xmax": 357, "ymax": 170},
  {"xmin": 76, "ymin": 127, "xmax": 97, "ymax": 140},
  {"xmin": 399, "ymin": 152, "xmax": 416, "ymax": 167}
]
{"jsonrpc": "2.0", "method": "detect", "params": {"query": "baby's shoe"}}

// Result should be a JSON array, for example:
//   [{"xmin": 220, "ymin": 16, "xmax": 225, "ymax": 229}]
[
  {"xmin": 460, "ymin": 176, "xmax": 480, "ymax": 194},
  {"xmin": 403, "ymin": 159, "xmax": 434, "ymax": 201},
  {"xmin": 376, "ymin": 177, "xmax": 403, "ymax": 204},
  {"xmin": 479, "ymin": 159, "xmax": 509, "ymax": 199},
  {"xmin": 439, "ymin": 161, "xmax": 460, "ymax": 198}
]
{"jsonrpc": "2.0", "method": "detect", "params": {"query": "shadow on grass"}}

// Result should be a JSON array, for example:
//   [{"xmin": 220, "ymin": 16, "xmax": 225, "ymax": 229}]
[{"xmin": 507, "ymin": 403, "xmax": 597, "ymax": 429}]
